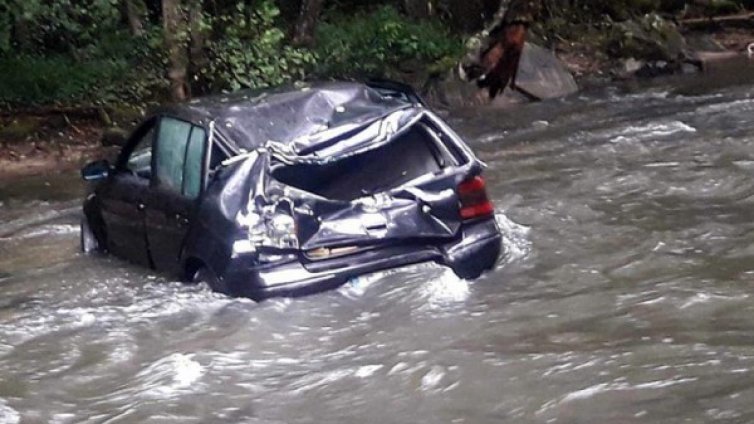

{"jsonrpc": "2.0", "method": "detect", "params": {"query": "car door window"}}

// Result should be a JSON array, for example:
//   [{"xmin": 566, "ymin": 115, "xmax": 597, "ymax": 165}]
[
  {"xmin": 155, "ymin": 117, "xmax": 192, "ymax": 193},
  {"xmin": 154, "ymin": 117, "xmax": 206, "ymax": 199},
  {"xmin": 126, "ymin": 126, "xmax": 155, "ymax": 179},
  {"xmin": 183, "ymin": 127, "xmax": 206, "ymax": 199}
]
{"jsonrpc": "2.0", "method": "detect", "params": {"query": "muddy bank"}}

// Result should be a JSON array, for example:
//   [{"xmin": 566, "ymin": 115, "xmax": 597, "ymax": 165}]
[
  {"xmin": 551, "ymin": 19, "xmax": 753, "ymax": 84},
  {"xmin": 425, "ymin": 4, "xmax": 752, "ymax": 109},
  {"xmin": 1, "ymin": 20, "xmax": 750, "ymax": 180},
  {"xmin": 0, "ymin": 108, "xmax": 133, "ymax": 180}
]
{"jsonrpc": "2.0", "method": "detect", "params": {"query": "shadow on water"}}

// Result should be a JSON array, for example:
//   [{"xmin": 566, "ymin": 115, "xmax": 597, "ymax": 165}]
[{"xmin": 1, "ymin": 60, "xmax": 754, "ymax": 422}]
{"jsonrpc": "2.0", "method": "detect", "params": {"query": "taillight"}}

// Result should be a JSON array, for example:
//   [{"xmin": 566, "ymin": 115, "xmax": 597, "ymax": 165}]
[{"xmin": 458, "ymin": 176, "xmax": 494, "ymax": 220}]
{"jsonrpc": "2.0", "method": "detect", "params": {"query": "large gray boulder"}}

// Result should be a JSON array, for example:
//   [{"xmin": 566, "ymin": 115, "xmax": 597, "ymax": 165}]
[
  {"xmin": 513, "ymin": 42, "xmax": 579, "ymax": 100},
  {"xmin": 607, "ymin": 14, "xmax": 690, "ymax": 63}
]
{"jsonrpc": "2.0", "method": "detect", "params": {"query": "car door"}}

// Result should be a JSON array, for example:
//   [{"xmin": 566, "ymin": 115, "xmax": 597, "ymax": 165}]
[
  {"xmin": 144, "ymin": 116, "xmax": 207, "ymax": 275},
  {"xmin": 98, "ymin": 120, "xmax": 156, "ymax": 267}
]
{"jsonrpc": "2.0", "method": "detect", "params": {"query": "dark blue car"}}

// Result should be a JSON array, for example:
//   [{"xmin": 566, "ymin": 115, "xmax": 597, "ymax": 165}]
[{"xmin": 80, "ymin": 81, "xmax": 502, "ymax": 299}]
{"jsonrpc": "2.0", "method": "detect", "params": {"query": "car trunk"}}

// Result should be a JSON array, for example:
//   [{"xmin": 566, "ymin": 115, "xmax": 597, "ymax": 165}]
[
  {"xmin": 268, "ymin": 120, "xmax": 472, "ymax": 258},
  {"xmin": 271, "ymin": 125, "xmax": 456, "ymax": 201},
  {"xmin": 220, "ymin": 109, "xmax": 491, "ymax": 264}
]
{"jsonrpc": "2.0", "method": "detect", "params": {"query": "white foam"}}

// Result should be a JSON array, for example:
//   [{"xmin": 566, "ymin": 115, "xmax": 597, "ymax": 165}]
[
  {"xmin": 354, "ymin": 364, "xmax": 383, "ymax": 378},
  {"xmin": 137, "ymin": 353, "xmax": 205, "ymax": 398},
  {"xmin": 420, "ymin": 366, "xmax": 446, "ymax": 391},
  {"xmin": 0, "ymin": 399, "xmax": 20, "ymax": 424},
  {"xmin": 680, "ymin": 292, "xmax": 745, "ymax": 309},
  {"xmin": 423, "ymin": 268, "xmax": 470, "ymax": 305},
  {"xmin": 697, "ymin": 98, "xmax": 754, "ymax": 114},
  {"xmin": 563, "ymin": 378, "xmax": 696, "ymax": 404},
  {"xmin": 538, "ymin": 377, "xmax": 697, "ymax": 415},
  {"xmin": 495, "ymin": 213, "xmax": 532, "ymax": 265},
  {"xmin": 610, "ymin": 120, "xmax": 697, "ymax": 144}
]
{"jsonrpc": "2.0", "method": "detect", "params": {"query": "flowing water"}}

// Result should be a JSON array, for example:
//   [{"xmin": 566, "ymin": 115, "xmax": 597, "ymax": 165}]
[{"xmin": 1, "ymin": 62, "xmax": 754, "ymax": 423}]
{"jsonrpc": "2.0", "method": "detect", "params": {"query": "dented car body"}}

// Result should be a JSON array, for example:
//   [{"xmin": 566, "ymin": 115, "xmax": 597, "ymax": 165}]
[{"xmin": 81, "ymin": 82, "xmax": 502, "ymax": 299}]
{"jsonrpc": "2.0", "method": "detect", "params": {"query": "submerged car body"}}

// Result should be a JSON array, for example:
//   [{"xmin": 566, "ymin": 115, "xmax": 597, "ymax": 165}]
[{"xmin": 81, "ymin": 81, "xmax": 502, "ymax": 299}]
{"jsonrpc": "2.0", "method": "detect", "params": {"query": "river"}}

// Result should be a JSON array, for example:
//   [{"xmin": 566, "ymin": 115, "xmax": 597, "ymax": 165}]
[{"xmin": 1, "ymin": 61, "xmax": 754, "ymax": 423}]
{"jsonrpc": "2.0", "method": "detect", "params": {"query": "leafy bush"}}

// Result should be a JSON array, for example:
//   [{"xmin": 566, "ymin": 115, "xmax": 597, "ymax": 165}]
[
  {"xmin": 0, "ymin": 30, "xmax": 166, "ymax": 107},
  {"xmin": 0, "ymin": 0, "xmax": 166, "ymax": 107},
  {"xmin": 0, "ymin": 55, "xmax": 127, "ymax": 106},
  {"xmin": 314, "ymin": 5, "xmax": 462, "ymax": 79},
  {"xmin": 0, "ymin": 0, "xmax": 123, "ymax": 55},
  {"xmin": 201, "ymin": 1, "xmax": 317, "ymax": 92}
]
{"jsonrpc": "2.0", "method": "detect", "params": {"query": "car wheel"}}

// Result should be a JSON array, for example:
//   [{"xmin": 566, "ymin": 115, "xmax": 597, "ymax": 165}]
[
  {"xmin": 193, "ymin": 267, "xmax": 230, "ymax": 295},
  {"xmin": 80, "ymin": 217, "xmax": 99, "ymax": 254}
]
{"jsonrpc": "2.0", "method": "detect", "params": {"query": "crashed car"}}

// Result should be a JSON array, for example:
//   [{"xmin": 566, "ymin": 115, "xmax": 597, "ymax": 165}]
[{"xmin": 80, "ymin": 81, "xmax": 502, "ymax": 299}]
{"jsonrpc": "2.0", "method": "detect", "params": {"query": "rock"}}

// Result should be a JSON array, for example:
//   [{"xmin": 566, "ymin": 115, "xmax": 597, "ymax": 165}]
[
  {"xmin": 607, "ymin": 14, "xmax": 690, "ymax": 64},
  {"xmin": 685, "ymin": 34, "xmax": 728, "ymax": 53},
  {"xmin": 681, "ymin": 62, "xmax": 701, "ymax": 74},
  {"xmin": 0, "ymin": 117, "xmax": 42, "ymax": 142},
  {"xmin": 635, "ymin": 60, "xmax": 676, "ymax": 78},
  {"xmin": 101, "ymin": 127, "xmax": 129, "ymax": 147},
  {"xmin": 426, "ymin": 41, "xmax": 578, "ymax": 108},
  {"xmin": 106, "ymin": 105, "xmax": 145, "ymax": 130},
  {"xmin": 490, "ymin": 86, "xmax": 531, "ymax": 107},
  {"xmin": 691, "ymin": 50, "xmax": 742, "ymax": 69},
  {"xmin": 622, "ymin": 57, "xmax": 645, "ymax": 75},
  {"xmin": 424, "ymin": 71, "xmax": 490, "ymax": 108},
  {"xmin": 513, "ymin": 42, "xmax": 579, "ymax": 100}
]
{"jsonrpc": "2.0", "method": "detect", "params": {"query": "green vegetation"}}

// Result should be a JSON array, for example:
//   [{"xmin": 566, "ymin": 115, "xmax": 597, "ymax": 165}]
[
  {"xmin": 314, "ymin": 6, "xmax": 463, "ymax": 79},
  {"xmin": 0, "ymin": 0, "xmax": 463, "ymax": 108},
  {"xmin": 200, "ymin": 1, "xmax": 317, "ymax": 92},
  {"xmin": 0, "ymin": 56, "xmax": 126, "ymax": 106},
  {"xmin": 0, "ymin": 0, "xmax": 751, "ymax": 109}
]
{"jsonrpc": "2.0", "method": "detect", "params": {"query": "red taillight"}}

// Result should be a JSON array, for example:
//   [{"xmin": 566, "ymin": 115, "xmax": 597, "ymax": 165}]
[{"xmin": 458, "ymin": 176, "xmax": 494, "ymax": 220}]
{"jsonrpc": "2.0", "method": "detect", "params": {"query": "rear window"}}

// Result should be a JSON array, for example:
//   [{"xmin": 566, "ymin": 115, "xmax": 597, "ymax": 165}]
[{"xmin": 271, "ymin": 125, "xmax": 457, "ymax": 201}]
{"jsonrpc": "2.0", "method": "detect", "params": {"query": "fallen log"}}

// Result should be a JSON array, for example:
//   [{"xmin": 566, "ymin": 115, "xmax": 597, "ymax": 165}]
[
  {"xmin": 679, "ymin": 12, "xmax": 754, "ymax": 29},
  {"xmin": 0, "ymin": 106, "xmax": 103, "ymax": 120}
]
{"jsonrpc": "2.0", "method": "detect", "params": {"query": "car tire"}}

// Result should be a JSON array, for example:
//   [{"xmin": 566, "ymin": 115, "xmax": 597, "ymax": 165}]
[
  {"xmin": 80, "ymin": 217, "xmax": 100, "ymax": 254},
  {"xmin": 193, "ymin": 267, "xmax": 230, "ymax": 295}
]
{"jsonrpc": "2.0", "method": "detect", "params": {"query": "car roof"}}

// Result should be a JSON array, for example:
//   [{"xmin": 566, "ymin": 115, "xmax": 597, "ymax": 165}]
[{"xmin": 154, "ymin": 81, "xmax": 412, "ymax": 152}]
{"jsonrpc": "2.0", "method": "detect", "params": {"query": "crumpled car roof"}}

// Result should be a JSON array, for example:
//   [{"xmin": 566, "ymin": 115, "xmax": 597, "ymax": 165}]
[{"xmin": 160, "ymin": 82, "xmax": 412, "ymax": 153}]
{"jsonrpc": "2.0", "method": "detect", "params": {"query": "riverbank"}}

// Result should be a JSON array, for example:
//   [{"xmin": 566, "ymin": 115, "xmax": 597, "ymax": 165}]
[
  {"xmin": 1, "ymin": 16, "xmax": 751, "ymax": 180},
  {"xmin": 550, "ymin": 17, "xmax": 753, "ymax": 84},
  {"xmin": 0, "ymin": 114, "xmax": 108, "ymax": 180}
]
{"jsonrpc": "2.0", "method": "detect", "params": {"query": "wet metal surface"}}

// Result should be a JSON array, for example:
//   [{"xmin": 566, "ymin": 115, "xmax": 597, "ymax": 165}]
[{"xmin": 1, "ymin": 64, "xmax": 754, "ymax": 423}]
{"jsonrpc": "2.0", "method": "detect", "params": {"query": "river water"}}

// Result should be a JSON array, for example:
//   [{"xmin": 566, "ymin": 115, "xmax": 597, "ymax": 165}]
[{"xmin": 1, "ymin": 62, "xmax": 754, "ymax": 423}]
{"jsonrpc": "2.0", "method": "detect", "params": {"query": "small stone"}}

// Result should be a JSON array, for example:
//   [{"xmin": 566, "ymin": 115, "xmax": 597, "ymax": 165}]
[{"xmin": 623, "ymin": 58, "xmax": 644, "ymax": 74}]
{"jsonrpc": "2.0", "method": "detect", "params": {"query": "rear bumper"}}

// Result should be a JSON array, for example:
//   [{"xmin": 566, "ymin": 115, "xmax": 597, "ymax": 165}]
[{"xmin": 223, "ymin": 218, "xmax": 502, "ymax": 300}]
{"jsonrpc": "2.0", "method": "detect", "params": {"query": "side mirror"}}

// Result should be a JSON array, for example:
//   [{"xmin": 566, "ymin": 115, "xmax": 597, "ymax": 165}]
[{"xmin": 82, "ymin": 160, "xmax": 111, "ymax": 181}]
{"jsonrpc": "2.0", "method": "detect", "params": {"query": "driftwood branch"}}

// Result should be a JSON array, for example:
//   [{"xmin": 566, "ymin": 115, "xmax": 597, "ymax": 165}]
[
  {"xmin": 0, "ymin": 107, "xmax": 103, "ymax": 119},
  {"xmin": 679, "ymin": 12, "xmax": 754, "ymax": 29}
]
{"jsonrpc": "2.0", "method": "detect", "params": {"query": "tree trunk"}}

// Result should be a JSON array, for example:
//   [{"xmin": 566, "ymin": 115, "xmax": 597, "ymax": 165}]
[
  {"xmin": 12, "ymin": 15, "xmax": 32, "ymax": 52},
  {"xmin": 448, "ymin": 0, "xmax": 486, "ymax": 33},
  {"xmin": 292, "ymin": 0, "xmax": 325, "ymax": 47},
  {"xmin": 404, "ymin": 0, "xmax": 435, "ymax": 20},
  {"xmin": 162, "ymin": 0, "xmax": 189, "ymax": 101},
  {"xmin": 125, "ymin": 0, "xmax": 147, "ymax": 36},
  {"xmin": 188, "ymin": 0, "xmax": 209, "ymax": 95},
  {"xmin": 680, "ymin": 11, "xmax": 754, "ymax": 29}
]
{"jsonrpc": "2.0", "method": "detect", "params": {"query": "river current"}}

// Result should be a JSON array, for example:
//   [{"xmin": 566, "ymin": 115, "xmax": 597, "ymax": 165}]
[{"xmin": 1, "ymin": 62, "xmax": 754, "ymax": 423}]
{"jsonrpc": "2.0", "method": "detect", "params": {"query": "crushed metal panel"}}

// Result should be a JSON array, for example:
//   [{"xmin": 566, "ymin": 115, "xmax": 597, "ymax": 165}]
[
  {"xmin": 212, "ymin": 107, "xmax": 476, "ymax": 257},
  {"xmin": 203, "ymin": 82, "xmax": 411, "ymax": 152}
]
